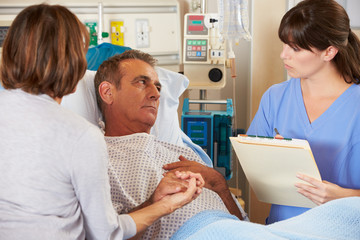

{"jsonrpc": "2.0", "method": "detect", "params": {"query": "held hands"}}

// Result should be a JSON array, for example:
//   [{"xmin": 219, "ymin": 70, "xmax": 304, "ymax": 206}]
[
  {"xmin": 150, "ymin": 170, "xmax": 204, "ymax": 213},
  {"xmin": 295, "ymin": 173, "xmax": 357, "ymax": 205},
  {"xmin": 163, "ymin": 155, "xmax": 228, "ymax": 194},
  {"xmin": 128, "ymin": 171, "xmax": 204, "ymax": 236},
  {"xmin": 163, "ymin": 156, "xmax": 244, "ymax": 220}
]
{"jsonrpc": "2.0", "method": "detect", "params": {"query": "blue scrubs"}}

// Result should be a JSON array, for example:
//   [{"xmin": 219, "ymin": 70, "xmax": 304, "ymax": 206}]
[{"xmin": 247, "ymin": 78, "xmax": 360, "ymax": 224}]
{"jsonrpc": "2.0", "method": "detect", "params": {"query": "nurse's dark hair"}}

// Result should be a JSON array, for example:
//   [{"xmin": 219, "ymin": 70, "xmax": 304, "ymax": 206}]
[
  {"xmin": 278, "ymin": 0, "xmax": 360, "ymax": 84},
  {"xmin": 0, "ymin": 4, "xmax": 89, "ymax": 97},
  {"xmin": 94, "ymin": 49, "xmax": 157, "ymax": 119}
]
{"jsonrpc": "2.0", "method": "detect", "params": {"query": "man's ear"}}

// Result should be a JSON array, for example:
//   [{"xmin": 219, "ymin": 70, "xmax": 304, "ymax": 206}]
[
  {"xmin": 323, "ymin": 46, "xmax": 339, "ymax": 62},
  {"xmin": 99, "ymin": 81, "xmax": 114, "ymax": 105}
]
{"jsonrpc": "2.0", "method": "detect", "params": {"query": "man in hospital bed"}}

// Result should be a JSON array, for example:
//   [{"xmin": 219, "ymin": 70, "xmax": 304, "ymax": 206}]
[{"xmin": 93, "ymin": 49, "xmax": 247, "ymax": 239}]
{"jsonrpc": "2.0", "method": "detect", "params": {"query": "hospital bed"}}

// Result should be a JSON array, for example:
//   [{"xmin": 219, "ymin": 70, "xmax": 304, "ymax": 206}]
[
  {"xmin": 61, "ymin": 69, "xmax": 360, "ymax": 240},
  {"xmin": 60, "ymin": 44, "xmax": 360, "ymax": 239}
]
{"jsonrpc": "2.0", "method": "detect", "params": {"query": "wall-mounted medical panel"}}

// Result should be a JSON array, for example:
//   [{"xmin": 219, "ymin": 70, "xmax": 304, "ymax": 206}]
[
  {"xmin": 0, "ymin": 0, "xmax": 182, "ymax": 69},
  {"xmin": 183, "ymin": 13, "xmax": 227, "ymax": 89}
]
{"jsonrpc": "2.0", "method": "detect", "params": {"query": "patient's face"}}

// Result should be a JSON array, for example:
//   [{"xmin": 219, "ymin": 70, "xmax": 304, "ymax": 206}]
[{"xmin": 111, "ymin": 59, "xmax": 161, "ymax": 135}]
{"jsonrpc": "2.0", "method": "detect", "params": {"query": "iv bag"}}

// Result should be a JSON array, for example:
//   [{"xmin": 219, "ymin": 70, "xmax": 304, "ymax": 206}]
[{"xmin": 218, "ymin": 0, "xmax": 251, "ymax": 43}]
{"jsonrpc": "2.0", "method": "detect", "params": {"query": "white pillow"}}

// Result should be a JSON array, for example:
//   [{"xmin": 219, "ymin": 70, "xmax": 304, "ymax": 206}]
[
  {"xmin": 61, "ymin": 70, "xmax": 100, "ymax": 126},
  {"xmin": 61, "ymin": 67, "xmax": 189, "ymax": 145}
]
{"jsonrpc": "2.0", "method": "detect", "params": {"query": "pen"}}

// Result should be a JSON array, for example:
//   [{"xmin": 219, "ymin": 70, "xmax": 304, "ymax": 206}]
[
  {"xmin": 274, "ymin": 128, "xmax": 292, "ymax": 140},
  {"xmin": 274, "ymin": 128, "xmax": 284, "ymax": 139}
]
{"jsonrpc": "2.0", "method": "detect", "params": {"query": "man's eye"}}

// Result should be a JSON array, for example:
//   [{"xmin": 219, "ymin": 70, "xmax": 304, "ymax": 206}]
[
  {"xmin": 138, "ymin": 80, "xmax": 146, "ymax": 84},
  {"xmin": 157, "ymin": 86, "xmax": 161, "ymax": 92}
]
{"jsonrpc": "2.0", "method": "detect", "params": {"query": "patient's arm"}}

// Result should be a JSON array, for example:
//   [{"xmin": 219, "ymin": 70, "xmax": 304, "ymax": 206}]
[
  {"xmin": 163, "ymin": 156, "xmax": 243, "ymax": 220},
  {"xmin": 128, "ymin": 171, "xmax": 204, "ymax": 239}
]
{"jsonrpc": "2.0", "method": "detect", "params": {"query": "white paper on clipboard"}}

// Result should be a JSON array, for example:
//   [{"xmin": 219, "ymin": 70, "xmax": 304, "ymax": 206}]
[{"xmin": 230, "ymin": 135, "xmax": 322, "ymax": 208}]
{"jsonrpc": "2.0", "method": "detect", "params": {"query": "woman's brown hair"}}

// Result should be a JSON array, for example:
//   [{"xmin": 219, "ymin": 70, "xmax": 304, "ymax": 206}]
[
  {"xmin": 279, "ymin": 0, "xmax": 360, "ymax": 84},
  {"xmin": 0, "ymin": 4, "xmax": 90, "ymax": 97}
]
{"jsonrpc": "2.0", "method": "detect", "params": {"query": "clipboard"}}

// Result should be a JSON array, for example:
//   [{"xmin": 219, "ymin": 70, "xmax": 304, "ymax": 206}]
[{"xmin": 230, "ymin": 135, "xmax": 322, "ymax": 208}]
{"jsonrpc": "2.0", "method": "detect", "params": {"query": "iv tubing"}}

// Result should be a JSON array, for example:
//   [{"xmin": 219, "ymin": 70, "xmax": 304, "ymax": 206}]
[{"xmin": 228, "ymin": 39, "xmax": 240, "ymax": 195}]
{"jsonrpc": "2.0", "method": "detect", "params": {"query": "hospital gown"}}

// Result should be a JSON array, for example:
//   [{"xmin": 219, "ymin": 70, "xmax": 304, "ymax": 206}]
[{"xmin": 106, "ymin": 133, "xmax": 230, "ymax": 239}]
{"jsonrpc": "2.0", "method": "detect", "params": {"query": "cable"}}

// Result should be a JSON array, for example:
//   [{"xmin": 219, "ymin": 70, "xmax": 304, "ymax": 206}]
[{"xmin": 228, "ymin": 40, "xmax": 240, "ymax": 196}]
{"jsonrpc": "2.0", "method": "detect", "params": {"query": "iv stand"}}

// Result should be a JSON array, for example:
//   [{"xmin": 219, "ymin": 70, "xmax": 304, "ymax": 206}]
[{"xmin": 200, "ymin": 0, "xmax": 207, "ymax": 111}]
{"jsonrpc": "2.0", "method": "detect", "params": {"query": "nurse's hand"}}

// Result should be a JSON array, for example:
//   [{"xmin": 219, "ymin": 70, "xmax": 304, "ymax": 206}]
[{"xmin": 295, "ymin": 173, "xmax": 360, "ymax": 205}]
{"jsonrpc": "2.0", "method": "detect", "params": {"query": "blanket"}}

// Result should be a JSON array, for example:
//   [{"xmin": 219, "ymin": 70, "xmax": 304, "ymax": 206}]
[{"xmin": 171, "ymin": 197, "xmax": 360, "ymax": 240}]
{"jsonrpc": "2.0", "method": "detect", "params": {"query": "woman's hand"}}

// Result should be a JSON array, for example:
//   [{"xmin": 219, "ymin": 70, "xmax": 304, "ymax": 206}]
[
  {"xmin": 151, "ymin": 170, "xmax": 204, "ymax": 204},
  {"xmin": 295, "ymin": 173, "xmax": 360, "ymax": 205}
]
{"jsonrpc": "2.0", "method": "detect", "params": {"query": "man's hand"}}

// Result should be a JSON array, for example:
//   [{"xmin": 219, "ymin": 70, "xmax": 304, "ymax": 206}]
[{"xmin": 295, "ymin": 173, "xmax": 360, "ymax": 205}]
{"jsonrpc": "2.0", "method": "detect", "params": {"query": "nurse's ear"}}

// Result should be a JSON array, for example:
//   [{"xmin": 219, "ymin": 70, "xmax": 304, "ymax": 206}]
[
  {"xmin": 323, "ymin": 46, "xmax": 339, "ymax": 62},
  {"xmin": 99, "ymin": 81, "xmax": 114, "ymax": 105}
]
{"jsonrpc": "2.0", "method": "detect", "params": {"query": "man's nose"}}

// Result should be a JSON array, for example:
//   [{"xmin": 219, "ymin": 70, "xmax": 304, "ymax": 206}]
[{"xmin": 148, "ymin": 84, "xmax": 160, "ymax": 100}]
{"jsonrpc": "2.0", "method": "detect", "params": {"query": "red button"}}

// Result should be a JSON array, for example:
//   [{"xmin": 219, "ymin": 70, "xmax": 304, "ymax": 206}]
[
  {"xmin": 189, "ymin": 15, "xmax": 204, "ymax": 21},
  {"xmin": 189, "ymin": 25, "xmax": 204, "ymax": 32}
]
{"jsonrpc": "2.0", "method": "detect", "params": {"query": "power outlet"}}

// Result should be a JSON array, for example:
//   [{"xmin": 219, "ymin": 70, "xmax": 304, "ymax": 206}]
[
  {"xmin": 111, "ymin": 20, "xmax": 125, "ymax": 46},
  {"xmin": 210, "ymin": 49, "xmax": 224, "ymax": 59},
  {"xmin": 136, "ymin": 19, "xmax": 150, "ymax": 48}
]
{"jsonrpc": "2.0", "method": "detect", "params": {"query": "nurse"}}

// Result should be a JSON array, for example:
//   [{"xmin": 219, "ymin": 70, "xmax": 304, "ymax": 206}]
[{"xmin": 247, "ymin": 0, "xmax": 360, "ymax": 224}]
